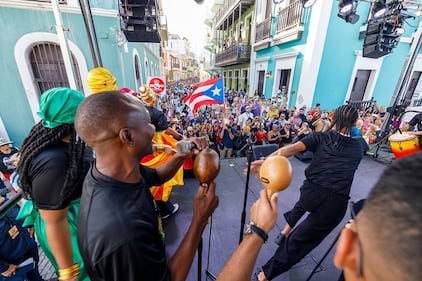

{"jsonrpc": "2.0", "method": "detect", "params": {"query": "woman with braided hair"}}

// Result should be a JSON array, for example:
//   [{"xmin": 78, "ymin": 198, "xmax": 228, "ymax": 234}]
[
  {"xmin": 16, "ymin": 88, "xmax": 91, "ymax": 281},
  {"xmin": 248, "ymin": 105, "xmax": 367, "ymax": 281}
]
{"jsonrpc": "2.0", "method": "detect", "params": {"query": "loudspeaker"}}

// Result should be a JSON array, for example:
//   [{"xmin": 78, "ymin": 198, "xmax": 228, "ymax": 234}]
[
  {"xmin": 119, "ymin": 0, "xmax": 161, "ymax": 43},
  {"xmin": 252, "ymin": 144, "xmax": 279, "ymax": 161}
]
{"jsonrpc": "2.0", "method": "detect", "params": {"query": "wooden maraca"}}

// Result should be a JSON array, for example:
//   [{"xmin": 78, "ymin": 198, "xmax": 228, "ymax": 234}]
[
  {"xmin": 259, "ymin": 155, "xmax": 293, "ymax": 198},
  {"xmin": 193, "ymin": 148, "xmax": 221, "ymax": 185}
]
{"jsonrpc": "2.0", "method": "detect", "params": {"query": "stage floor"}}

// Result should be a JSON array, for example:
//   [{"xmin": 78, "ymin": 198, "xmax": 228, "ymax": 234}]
[
  {"xmin": 164, "ymin": 155, "xmax": 387, "ymax": 281},
  {"xmin": 35, "ymin": 154, "xmax": 388, "ymax": 281}
]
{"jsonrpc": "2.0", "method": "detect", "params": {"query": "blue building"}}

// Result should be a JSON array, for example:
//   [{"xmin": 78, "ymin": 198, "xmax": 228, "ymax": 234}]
[
  {"xmin": 0, "ymin": 0, "xmax": 166, "ymax": 145},
  {"xmin": 250, "ymin": 0, "xmax": 422, "ymax": 111}
]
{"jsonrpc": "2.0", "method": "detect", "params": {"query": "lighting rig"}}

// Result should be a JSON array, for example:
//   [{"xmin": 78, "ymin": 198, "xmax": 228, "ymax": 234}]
[{"xmin": 299, "ymin": 0, "xmax": 418, "ymax": 58}]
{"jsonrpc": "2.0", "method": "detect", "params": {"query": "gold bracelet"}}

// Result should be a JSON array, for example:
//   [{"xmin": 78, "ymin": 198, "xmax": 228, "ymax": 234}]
[{"xmin": 58, "ymin": 263, "xmax": 80, "ymax": 280}]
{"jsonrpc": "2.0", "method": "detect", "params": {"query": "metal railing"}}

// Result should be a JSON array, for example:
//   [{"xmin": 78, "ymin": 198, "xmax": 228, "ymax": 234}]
[
  {"xmin": 255, "ymin": 17, "xmax": 272, "ymax": 42},
  {"xmin": 346, "ymin": 97, "xmax": 376, "ymax": 110},
  {"xmin": 215, "ymin": 0, "xmax": 239, "ymax": 24},
  {"xmin": 215, "ymin": 43, "xmax": 251, "ymax": 66},
  {"xmin": 276, "ymin": 0, "xmax": 304, "ymax": 34}
]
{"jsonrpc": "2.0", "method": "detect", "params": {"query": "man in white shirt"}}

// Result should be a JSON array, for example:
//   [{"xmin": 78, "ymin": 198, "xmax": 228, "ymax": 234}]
[{"xmin": 238, "ymin": 106, "xmax": 254, "ymax": 129}]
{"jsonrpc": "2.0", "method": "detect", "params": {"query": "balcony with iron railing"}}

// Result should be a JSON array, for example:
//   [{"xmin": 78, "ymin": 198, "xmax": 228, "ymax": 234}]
[
  {"xmin": 254, "ymin": 16, "xmax": 272, "ymax": 50},
  {"xmin": 215, "ymin": 43, "xmax": 251, "ymax": 67},
  {"xmin": 273, "ymin": 0, "xmax": 304, "ymax": 46},
  {"xmin": 255, "ymin": 17, "xmax": 272, "ymax": 42},
  {"xmin": 214, "ymin": 0, "xmax": 254, "ymax": 27}
]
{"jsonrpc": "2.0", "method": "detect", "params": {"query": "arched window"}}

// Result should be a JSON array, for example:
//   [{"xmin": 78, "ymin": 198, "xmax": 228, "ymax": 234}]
[{"xmin": 29, "ymin": 43, "xmax": 83, "ymax": 97}]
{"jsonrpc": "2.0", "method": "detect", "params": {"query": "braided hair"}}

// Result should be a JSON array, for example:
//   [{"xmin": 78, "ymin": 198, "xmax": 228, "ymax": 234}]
[
  {"xmin": 17, "ymin": 122, "xmax": 86, "ymax": 204},
  {"xmin": 327, "ymin": 104, "xmax": 358, "ymax": 135}
]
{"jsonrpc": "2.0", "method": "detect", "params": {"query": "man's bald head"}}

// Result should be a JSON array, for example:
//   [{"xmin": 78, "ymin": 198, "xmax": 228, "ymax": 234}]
[{"xmin": 75, "ymin": 91, "xmax": 148, "ymax": 147}]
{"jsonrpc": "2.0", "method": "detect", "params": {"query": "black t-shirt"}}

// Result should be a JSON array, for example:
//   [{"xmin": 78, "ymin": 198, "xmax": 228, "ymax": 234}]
[
  {"xmin": 300, "ymin": 131, "xmax": 363, "ymax": 196},
  {"xmin": 146, "ymin": 106, "xmax": 169, "ymax": 131},
  {"xmin": 0, "ymin": 147, "xmax": 19, "ymax": 174},
  {"xmin": 408, "ymin": 113, "xmax": 422, "ymax": 145},
  {"xmin": 29, "ymin": 142, "xmax": 91, "ymax": 210},
  {"xmin": 77, "ymin": 163, "xmax": 170, "ymax": 281}
]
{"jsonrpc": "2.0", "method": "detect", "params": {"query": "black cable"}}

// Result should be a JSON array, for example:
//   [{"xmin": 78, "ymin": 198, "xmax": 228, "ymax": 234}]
[{"xmin": 305, "ymin": 231, "xmax": 342, "ymax": 281}]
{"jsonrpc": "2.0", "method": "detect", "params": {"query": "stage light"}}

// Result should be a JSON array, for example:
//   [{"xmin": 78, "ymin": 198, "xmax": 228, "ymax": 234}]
[
  {"xmin": 371, "ymin": 1, "xmax": 387, "ymax": 20},
  {"xmin": 337, "ymin": 0, "xmax": 360, "ymax": 24},
  {"xmin": 338, "ymin": 0, "xmax": 353, "ymax": 14},
  {"xmin": 302, "ymin": 0, "xmax": 317, "ymax": 8}
]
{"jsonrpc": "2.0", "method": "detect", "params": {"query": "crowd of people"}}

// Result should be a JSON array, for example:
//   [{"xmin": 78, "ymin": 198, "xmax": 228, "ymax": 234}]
[
  {"xmin": 0, "ymin": 73, "xmax": 420, "ymax": 281},
  {"xmin": 153, "ymin": 80, "xmax": 393, "ymax": 159}
]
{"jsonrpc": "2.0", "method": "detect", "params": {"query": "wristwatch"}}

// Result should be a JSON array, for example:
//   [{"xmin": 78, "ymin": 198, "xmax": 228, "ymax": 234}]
[{"xmin": 244, "ymin": 222, "xmax": 268, "ymax": 243}]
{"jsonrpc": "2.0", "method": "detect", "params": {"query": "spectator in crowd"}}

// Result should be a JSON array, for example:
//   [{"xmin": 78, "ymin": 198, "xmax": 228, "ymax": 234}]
[
  {"xmin": 75, "ymin": 90, "xmax": 218, "ymax": 281},
  {"xmin": 296, "ymin": 121, "xmax": 311, "ymax": 141},
  {"xmin": 0, "ymin": 138, "xmax": 19, "ymax": 181},
  {"xmin": 267, "ymin": 124, "xmax": 281, "ymax": 147},
  {"xmin": 219, "ymin": 119, "xmax": 236, "ymax": 159},
  {"xmin": 0, "ymin": 197, "xmax": 45, "ymax": 281},
  {"xmin": 17, "ymin": 87, "xmax": 91, "ymax": 281},
  {"xmin": 279, "ymin": 122, "xmax": 295, "ymax": 146},
  {"xmin": 298, "ymin": 107, "xmax": 307, "ymax": 123},
  {"xmin": 238, "ymin": 106, "xmax": 254, "ymax": 129}
]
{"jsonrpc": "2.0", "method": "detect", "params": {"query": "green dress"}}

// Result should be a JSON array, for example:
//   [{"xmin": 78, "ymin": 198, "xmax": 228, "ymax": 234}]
[{"xmin": 17, "ymin": 198, "xmax": 90, "ymax": 281}]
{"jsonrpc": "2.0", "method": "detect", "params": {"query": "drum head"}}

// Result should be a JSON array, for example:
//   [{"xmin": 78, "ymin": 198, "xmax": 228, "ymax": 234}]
[{"xmin": 389, "ymin": 133, "xmax": 415, "ymax": 142}]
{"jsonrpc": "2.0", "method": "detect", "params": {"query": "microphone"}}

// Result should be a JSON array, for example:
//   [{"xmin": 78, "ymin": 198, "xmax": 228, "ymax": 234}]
[{"xmin": 176, "ymin": 141, "xmax": 197, "ymax": 153}]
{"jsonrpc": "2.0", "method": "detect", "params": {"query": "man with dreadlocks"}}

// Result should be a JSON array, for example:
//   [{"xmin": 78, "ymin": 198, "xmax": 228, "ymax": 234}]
[
  {"xmin": 248, "ymin": 105, "xmax": 366, "ymax": 281},
  {"xmin": 16, "ymin": 88, "xmax": 91, "ymax": 281}
]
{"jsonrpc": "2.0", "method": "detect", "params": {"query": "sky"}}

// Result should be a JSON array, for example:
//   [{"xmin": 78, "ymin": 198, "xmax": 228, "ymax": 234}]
[{"xmin": 161, "ymin": 0, "xmax": 214, "ymax": 56}]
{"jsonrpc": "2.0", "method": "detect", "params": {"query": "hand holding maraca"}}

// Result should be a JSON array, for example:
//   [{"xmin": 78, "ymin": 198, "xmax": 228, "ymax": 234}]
[
  {"xmin": 259, "ymin": 155, "xmax": 293, "ymax": 198},
  {"xmin": 192, "ymin": 148, "xmax": 220, "ymax": 226}
]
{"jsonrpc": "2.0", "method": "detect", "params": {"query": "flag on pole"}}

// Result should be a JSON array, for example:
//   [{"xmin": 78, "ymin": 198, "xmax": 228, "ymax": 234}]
[{"xmin": 184, "ymin": 77, "xmax": 224, "ymax": 114}]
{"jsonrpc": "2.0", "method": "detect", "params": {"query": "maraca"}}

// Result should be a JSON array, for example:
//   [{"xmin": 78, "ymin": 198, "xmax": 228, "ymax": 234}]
[
  {"xmin": 193, "ymin": 148, "xmax": 221, "ymax": 185},
  {"xmin": 259, "ymin": 155, "xmax": 293, "ymax": 197}
]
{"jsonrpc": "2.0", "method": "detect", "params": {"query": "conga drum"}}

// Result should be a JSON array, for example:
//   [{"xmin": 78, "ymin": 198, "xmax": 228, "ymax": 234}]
[{"xmin": 389, "ymin": 133, "xmax": 420, "ymax": 159}]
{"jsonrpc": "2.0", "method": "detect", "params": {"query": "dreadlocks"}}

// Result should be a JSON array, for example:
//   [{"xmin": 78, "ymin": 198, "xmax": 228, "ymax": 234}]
[
  {"xmin": 327, "ymin": 104, "xmax": 358, "ymax": 135},
  {"xmin": 18, "ymin": 122, "xmax": 86, "ymax": 205}
]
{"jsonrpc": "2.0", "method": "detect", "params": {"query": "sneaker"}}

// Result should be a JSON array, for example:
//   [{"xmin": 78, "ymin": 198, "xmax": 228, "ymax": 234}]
[
  {"xmin": 274, "ymin": 233, "xmax": 286, "ymax": 246},
  {"xmin": 161, "ymin": 203, "xmax": 179, "ymax": 219}
]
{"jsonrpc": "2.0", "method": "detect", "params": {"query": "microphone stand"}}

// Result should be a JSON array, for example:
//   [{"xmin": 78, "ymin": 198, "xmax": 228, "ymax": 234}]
[{"xmin": 239, "ymin": 135, "xmax": 256, "ymax": 244}]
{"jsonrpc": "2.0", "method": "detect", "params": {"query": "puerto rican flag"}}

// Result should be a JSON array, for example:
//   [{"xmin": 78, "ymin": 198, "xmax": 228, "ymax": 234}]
[{"xmin": 184, "ymin": 77, "xmax": 224, "ymax": 113}]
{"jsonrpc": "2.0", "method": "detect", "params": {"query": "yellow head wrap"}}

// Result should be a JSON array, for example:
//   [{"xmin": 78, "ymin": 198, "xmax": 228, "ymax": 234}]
[
  {"xmin": 87, "ymin": 67, "xmax": 117, "ymax": 94},
  {"xmin": 139, "ymin": 85, "xmax": 156, "ymax": 106}
]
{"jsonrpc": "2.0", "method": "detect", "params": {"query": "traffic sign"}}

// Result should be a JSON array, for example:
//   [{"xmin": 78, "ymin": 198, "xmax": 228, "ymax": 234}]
[{"xmin": 148, "ymin": 77, "xmax": 166, "ymax": 94}]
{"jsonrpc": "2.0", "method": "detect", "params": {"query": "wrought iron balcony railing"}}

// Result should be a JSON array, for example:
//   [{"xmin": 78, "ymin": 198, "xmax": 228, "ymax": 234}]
[
  {"xmin": 215, "ymin": 43, "xmax": 251, "ymax": 66},
  {"xmin": 255, "ymin": 17, "xmax": 272, "ymax": 43}
]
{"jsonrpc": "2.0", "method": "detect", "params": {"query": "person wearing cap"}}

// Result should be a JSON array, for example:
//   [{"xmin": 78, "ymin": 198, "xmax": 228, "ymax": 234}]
[
  {"xmin": 238, "ymin": 106, "xmax": 254, "ymax": 129},
  {"xmin": 0, "ymin": 138, "xmax": 19, "ymax": 181},
  {"xmin": 16, "ymin": 87, "xmax": 91, "ymax": 281}
]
